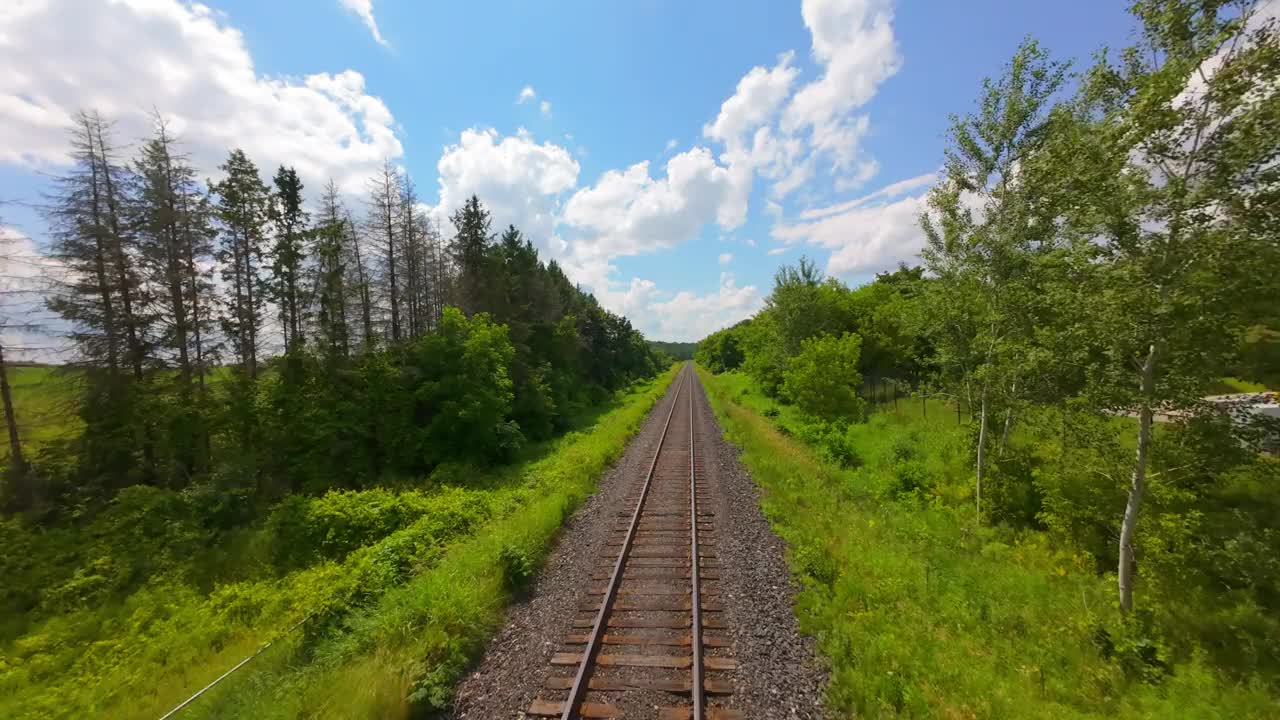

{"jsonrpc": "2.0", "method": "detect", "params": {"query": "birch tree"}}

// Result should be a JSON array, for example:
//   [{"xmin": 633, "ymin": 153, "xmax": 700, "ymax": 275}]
[
  {"xmin": 1048, "ymin": 0, "xmax": 1280, "ymax": 613},
  {"xmin": 921, "ymin": 38, "xmax": 1068, "ymax": 522}
]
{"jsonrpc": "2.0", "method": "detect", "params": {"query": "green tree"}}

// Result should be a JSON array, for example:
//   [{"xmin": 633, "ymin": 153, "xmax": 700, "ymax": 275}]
[
  {"xmin": 408, "ymin": 307, "xmax": 517, "ymax": 463},
  {"xmin": 782, "ymin": 332, "xmax": 865, "ymax": 420},
  {"xmin": 269, "ymin": 165, "xmax": 307, "ymax": 353},
  {"xmin": 211, "ymin": 149, "xmax": 268, "ymax": 378},
  {"xmin": 312, "ymin": 180, "xmax": 351, "ymax": 363},
  {"xmin": 132, "ymin": 115, "xmax": 217, "ymax": 483},
  {"xmin": 921, "ymin": 38, "xmax": 1068, "ymax": 522},
  {"xmin": 449, "ymin": 195, "xmax": 494, "ymax": 316},
  {"xmin": 1045, "ymin": 0, "xmax": 1280, "ymax": 613}
]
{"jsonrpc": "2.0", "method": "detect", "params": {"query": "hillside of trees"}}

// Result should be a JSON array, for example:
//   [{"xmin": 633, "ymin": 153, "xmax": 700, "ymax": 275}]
[{"xmin": 698, "ymin": 4, "xmax": 1279, "ymax": 709}]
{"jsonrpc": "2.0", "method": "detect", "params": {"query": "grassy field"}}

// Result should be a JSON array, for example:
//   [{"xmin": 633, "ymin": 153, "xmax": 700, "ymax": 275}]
[
  {"xmin": 0, "ymin": 365, "xmax": 679, "ymax": 719},
  {"xmin": 699, "ymin": 368, "xmax": 1275, "ymax": 719},
  {"xmin": 0, "ymin": 366, "xmax": 83, "ymax": 461},
  {"xmin": 1208, "ymin": 377, "xmax": 1274, "ymax": 394}
]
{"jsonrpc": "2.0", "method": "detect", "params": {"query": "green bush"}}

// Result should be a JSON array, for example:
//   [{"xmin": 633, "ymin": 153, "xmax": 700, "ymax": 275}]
[
  {"xmin": 499, "ymin": 543, "xmax": 534, "ymax": 594},
  {"xmin": 266, "ymin": 487, "xmax": 491, "ymax": 570},
  {"xmin": 782, "ymin": 332, "xmax": 865, "ymax": 420},
  {"xmin": 700, "ymin": 369, "xmax": 1280, "ymax": 718}
]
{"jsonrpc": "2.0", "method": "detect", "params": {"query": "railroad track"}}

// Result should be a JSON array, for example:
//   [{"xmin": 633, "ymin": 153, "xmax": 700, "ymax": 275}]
[{"xmin": 528, "ymin": 365, "xmax": 741, "ymax": 720}]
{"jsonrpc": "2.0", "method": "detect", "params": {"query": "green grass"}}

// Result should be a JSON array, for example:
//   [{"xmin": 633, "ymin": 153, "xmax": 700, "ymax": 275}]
[
  {"xmin": 0, "ymin": 366, "xmax": 83, "ymax": 461},
  {"xmin": 0, "ymin": 365, "xmax": 680, "ymax": 720},
  {"xmin": 699, "ymin": 368, "xmax": 1275, "ymax": 719},
  {"xmin": 0, "ymin": 365, "xmax": 245, "ymax": 464},
  {"xmin": 1208, "ymin": 377, "xmax": 1272, "ymax": 394}
]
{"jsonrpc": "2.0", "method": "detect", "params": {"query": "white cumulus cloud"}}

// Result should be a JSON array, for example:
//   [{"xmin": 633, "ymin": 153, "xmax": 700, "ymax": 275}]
[
  {"xmin": 718, "ymin": 253, "xmax": 733, "ymax": 265},
  {"xmin": 647, "ymin": 272, "xmax": 763, "ymax": 340},
  {"xmin": 704, "ymin": 51, "xmax": 799, "ymax": 146},
  {"xmin": 772, "ymin": 176, "xmax": 931, "ymax": 276},
  {"xmin": 517, "ymin": 86, "xmax": 537, "ymax": 104},
  {"xmin": 0, "ymin": 0, "xmax": 403, "ymax": 195},
  {"xmin": 562, "ymin": 147, "xmax": 738, "ymax": 262},
  {"xmin": 427, "ymin": 128, "xmax": 580, "ymax": 256},
  {"xmin": 782, "ymin": 0, "xmax": 901, "ymax": 170}
]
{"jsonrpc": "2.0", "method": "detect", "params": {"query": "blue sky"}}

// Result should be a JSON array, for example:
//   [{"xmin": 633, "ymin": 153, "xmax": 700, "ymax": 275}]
[{"xmin": 0, "ymin": 0, "xmax": 1136, "ymax": 344}]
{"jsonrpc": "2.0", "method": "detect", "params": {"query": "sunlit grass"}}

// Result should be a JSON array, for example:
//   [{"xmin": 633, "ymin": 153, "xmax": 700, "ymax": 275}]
[
  {"xmin": 0, "ymin": 365, "xmax": 679, "ymax": 719},
  {"xmin": 0, "ymin": 366, "xmax": 82, "ymax": 461},
  {"xmin": 699, "ymin": 368, "xmax": 1275, "ymax": 719}
]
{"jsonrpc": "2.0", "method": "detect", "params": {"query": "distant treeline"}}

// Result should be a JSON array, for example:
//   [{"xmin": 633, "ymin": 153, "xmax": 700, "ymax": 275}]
[{"xmin": 648, "ymin": 340, "xmax": 697, "ymax": 361}]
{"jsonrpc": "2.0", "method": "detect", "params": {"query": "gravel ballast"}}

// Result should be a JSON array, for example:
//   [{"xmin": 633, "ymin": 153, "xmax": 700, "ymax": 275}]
[{"xmin": 447, "ymin": 367, "xmax": 827, "ymax": 718}]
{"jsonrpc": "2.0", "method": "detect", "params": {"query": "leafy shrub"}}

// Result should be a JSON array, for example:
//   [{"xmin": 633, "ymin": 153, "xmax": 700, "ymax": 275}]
[
  {"xmin": 493, "ymin": 420, "xmax": 525, "ymax": 462},
  {"xmin": 782, "ymin": 332, "xmax": 865, "ymax": 420},
  {"xmin": 890, "ymin": 459, "xmax": 930, "ymax": 498},
  {"xmin": 266, "ymin": 487, "xmax": 491, "ymax": 570},
  {"xmin": 890, "ymin": 436, "xmax": 918, "ymax": 463},
  {"xmin": 794, "ymin": 541, "xmax": 838, "ymax": 587},
  {"xmin": 499, "ymin": 543, "xmax": 534, "ymax": 594},
  {"xmin": 985, "ymin": 448, "xmax": 1045, "ymax": 529}
]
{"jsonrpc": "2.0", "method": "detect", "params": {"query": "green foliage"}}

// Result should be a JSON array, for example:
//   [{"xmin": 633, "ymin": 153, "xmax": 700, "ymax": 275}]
[
  {"xmin": 702, "ymin": 369, "xmax": 1279, "ymax": 717},
  {"xmin": 408, "ymin": 308, "xmax": 517, "ymax": 464},
  {"xmin": 694, "ymin": 322, "xmax": 746, "ymax": 373},
  {"xmin": 265, "ymin": 486, "xmax": 491, "ymax": 570},
  {"xmin": 0, "ymin": 367, "xmax": 677, "ymax": 719},
  {"xmin": 782, "ymin": 332, "xmax": 865, "ymax": 420},
  {"xmin": 498, "ymin": 543, "xmax": 534, "ymax": 594},
  {"xmin": 648, "ymin": 340, "xmax": 697, "ymax": 361}
]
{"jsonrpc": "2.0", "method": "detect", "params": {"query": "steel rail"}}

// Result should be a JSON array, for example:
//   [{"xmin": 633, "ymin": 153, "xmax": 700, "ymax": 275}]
[
  {"xmin": 560, "ymin": 366, "xmax": 689, "ymax": 720},
  {"xmin": 688, "ymin": 368, "xmax": 705, "ymax": 720}
]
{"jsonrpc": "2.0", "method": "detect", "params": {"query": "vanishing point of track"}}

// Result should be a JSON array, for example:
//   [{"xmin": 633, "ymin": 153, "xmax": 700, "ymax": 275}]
[{"xmin": 528, "ymin": 365, "xmax": 741, "ymax": 720}]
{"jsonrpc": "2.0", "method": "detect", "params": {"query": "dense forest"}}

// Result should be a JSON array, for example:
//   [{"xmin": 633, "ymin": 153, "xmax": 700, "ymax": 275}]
[
  {"xmin": 699, "ymin": 3, "xmax": 1279, "ymax": 711},
  {"xmin": 0, "ymin": 103, "xmax": 660, "ymax": 712},
  {"xmin": 0, "ymin": 111, "xmax": 660, "ymax": 517}
]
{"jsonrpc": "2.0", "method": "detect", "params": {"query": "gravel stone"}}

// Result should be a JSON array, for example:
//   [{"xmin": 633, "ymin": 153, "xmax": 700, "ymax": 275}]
[{"xmin": 447, "ymin": 368, "xmax": 827, "ymax": 718}]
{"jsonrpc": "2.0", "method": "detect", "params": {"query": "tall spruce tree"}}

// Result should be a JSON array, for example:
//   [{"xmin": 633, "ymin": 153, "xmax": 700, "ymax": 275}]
[
  {"xmin": 45, "ymin": 110, "xmax": 157, "ymax": 488},
  {"xmin": 449, "ymin": 194, "xmax": 493, "ymax": 315},
  {"xmin": 366, "ymin": 160, "xmax": 403, "ymax": 342},
  {"xmin": 131, "ymin": 114, "xmax": 216, "ymax": 482},
  {"xmin": 269, "ymin": 166, "xmax": 307, "ymax": 353},
  {"xmin": 211, "ymin": 149, "xmax": 269, "ymax": 378},
  {"xmin": 312, "ymin": 180, "xmax": 351, "ymax": 361}
]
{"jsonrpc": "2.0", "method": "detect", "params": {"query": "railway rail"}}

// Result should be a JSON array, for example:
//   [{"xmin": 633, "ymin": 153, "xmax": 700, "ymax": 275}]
[{"xmin": 528, "ymin": 365, "xmax": 741, "ymax": 720}]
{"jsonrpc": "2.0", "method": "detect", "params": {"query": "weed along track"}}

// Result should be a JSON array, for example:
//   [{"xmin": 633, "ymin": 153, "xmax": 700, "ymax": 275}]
[{"xmin": 528, "ymin": 365, "xmax": 742, "ymax": 720}]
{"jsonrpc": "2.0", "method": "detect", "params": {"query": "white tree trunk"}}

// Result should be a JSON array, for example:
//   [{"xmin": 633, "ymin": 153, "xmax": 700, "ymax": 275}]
[
  {"xmin": 998, "ymin": 410, "xmax": 1015, "ymax": 456},
  {"xmin": 1119, "ymin": 343, "xmax": 1157, "ymax": 614},
  {"xmin": 998, "ymin": 379, "xmax": 1018, "ymax": 457},
  {"xmin": 976, "ymin": 386, "xmax": 989, "ymax": 522}
]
